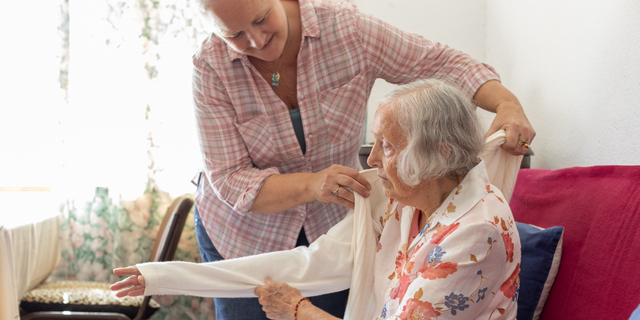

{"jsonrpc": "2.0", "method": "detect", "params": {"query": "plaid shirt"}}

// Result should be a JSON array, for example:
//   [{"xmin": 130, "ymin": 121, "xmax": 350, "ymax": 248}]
[{"xmin": 192, "ymin": 0, "xmax": 499, "ymax": 259}]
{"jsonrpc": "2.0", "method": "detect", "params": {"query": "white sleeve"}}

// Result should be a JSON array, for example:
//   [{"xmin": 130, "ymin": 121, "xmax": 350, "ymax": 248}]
[
  {"xmin": 481, "ymin": 130, "xmax": 523, "ymax": 203},
  {"xmin": 138, "ymin": 211, "xmax": 355, "ymax": 298}
]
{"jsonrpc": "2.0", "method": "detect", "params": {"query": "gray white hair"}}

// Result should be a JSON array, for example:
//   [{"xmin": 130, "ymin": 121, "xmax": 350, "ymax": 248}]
[{"xmin": 380, "ymin": 79, "xmax": 485, "ymax": 186}]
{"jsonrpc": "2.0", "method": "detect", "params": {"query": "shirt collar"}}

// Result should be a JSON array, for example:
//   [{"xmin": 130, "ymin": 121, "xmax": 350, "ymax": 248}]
[
  {"xmin": 226, "ymin": 0, "xmax": 320, "ymax": 62},
  {"xmin": 422, "ymin": 160, "xmax": 491, "ymax": 232}
]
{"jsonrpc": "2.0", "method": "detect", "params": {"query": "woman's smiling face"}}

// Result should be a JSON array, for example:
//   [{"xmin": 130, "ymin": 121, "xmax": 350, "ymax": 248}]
[
  {"xmin": 367, "ymin": 103, "xmax": 417, "ymax": 202},
  {"xmin": 208, "ymin": 0, "xmax": 288, "ymax": 62}
]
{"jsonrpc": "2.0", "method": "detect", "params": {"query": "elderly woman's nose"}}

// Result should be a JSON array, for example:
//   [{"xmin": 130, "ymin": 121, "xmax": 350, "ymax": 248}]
[{"xmin": 367, "ymin": 144, "xmax": 381, "ymax": 168}]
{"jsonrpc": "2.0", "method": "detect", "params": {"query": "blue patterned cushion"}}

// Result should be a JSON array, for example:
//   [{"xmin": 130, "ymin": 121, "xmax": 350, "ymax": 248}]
[{"xmin": 516, "ymin": 222, "xmax": 564, "ymax": 320}]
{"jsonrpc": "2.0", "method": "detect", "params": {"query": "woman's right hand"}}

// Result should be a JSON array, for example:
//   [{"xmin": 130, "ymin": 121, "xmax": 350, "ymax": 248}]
[
  {"xmin": 111, "ymin": 266, "xmax": 146, "ymax": 297},
  {"xmin": 307, "ymin": 164, "xmax": 371, "ymax": 210}
]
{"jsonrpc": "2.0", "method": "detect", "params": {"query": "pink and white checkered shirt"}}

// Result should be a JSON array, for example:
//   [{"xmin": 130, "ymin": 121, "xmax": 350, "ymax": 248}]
[{"xmin": 192, "ymin": 0, "xmax": 499, "ymax": 259}]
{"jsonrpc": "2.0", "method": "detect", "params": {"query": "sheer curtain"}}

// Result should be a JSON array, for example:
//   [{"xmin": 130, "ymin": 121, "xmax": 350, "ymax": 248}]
[
  {"xmin": 1, "ymin": 0, "xmax": 209, "ymax": 198},
  {"xmin": 2, "ymin": 0, "xmax": 216, "ymax": 318},
  {"xmin": 62, "ymin": 0, "xmax": 208, "ymax": 198}
]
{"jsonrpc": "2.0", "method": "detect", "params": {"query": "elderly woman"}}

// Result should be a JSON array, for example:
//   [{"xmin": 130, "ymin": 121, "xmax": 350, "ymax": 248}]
[{"xmin": 112, "ymin": 79, "xmax": 522, "ymax": 320}]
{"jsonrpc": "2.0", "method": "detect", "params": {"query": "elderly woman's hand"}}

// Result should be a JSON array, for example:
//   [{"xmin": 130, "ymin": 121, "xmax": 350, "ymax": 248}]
[
  {"xmin": 111, "ymin": 266, "xmax": 146, "ymax": 297},
  {"xmin": 307, "ymin": 164, "xmax": 371, "ymax": 210},
  {"xmin": 255, "ymin": 278, "xmax": 306, "ymax": 320}
]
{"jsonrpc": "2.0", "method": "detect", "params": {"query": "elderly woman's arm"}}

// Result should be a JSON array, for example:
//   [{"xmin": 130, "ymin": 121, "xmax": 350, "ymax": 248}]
[
  {"xmin": 255, "ymin": 278, "xmax": 340, "ymax": 320},
  {"xmin": 111, "ymin": 210, "xmax": 355, "ymax": 298}
]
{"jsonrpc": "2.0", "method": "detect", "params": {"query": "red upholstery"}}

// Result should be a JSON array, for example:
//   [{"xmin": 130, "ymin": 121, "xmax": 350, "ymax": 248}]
[{"xmin": 510, "ymin": 166, "xmax": 640, "ymax": 320}]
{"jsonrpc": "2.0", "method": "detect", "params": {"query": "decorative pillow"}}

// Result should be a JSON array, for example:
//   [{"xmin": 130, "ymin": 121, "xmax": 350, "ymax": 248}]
[
  {"xmin": 515, "ymin": 222, "xmax": 564, "ymax": 320},
  {"xmin": 20, "ymin": 280, "xmax": 160, "ymax": 319}
]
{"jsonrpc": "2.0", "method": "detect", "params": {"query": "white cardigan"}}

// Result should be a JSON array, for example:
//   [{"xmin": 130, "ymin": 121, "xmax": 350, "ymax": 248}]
[{"xmin": 138, "ymin": 130, "xmax": 522, "ymax": 320}]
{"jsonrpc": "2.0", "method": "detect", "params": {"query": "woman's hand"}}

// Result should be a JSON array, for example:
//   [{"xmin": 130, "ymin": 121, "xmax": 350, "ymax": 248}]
[
  {"xmin": 251, "ymin": 164, "xmax": 371, "ymax": 214},
  {"xmin": 111, "ymin": 266, "xmax": 146, "ymax": 297},
  {"xmin": 255, "ymin": 278, "xmax": 304, "ymax": 320},
  {"xmin": 473, "ymin": 80, "xmax": 536, "ymax": 155},
  {"xmin": 486, "ymin": 100, "xmax": 536, "ymax": 155},
  {"xmin": 307, "ymin": 164, "xmax": 371, "ymax": 210}
]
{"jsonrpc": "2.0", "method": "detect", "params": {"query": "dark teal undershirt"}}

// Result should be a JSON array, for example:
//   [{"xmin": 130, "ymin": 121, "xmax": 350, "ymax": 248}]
[{"xmin": 289, "ymin": 108, "xmax": 306, "ymax": 155}]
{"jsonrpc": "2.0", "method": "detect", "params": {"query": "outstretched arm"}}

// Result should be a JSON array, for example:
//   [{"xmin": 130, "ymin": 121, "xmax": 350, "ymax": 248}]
[{"xmin": 110, "ymin": 210, "xmax": 355, "ymax": 298}]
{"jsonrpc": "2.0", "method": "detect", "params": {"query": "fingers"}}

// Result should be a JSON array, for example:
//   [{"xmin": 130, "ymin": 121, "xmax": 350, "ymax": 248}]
[
  {"xmin": 110, "ymin": 273, "xmax": 146, "ymax": 297},
  {"xmin": 256, "ymin": 277, "xmax": 303, "ymax": 320},
  {"xmin": 335, "ymin": 167, "xmax": 372, "ymax": 196},
  {"xmin": 502, "ymin": 124, "xmax": 535, "ymax": 155},
  {"xmin": 113, "ymin": 266, "xmax": 141, "ymax": 277},
  {"xmin": 315, "ymin": 165, "xmax": 371, "ymax": 209}
]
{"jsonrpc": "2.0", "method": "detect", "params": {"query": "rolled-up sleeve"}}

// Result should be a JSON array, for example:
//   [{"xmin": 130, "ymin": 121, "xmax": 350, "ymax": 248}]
[{"xmin": 192, "ymin": 55, "xmax": 279, "ymax": 214}]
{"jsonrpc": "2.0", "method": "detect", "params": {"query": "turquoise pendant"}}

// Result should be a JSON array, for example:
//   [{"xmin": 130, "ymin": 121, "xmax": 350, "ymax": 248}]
[{"xmin": 271, "ymin": 72, "xmax": 280, "ymax": 89}]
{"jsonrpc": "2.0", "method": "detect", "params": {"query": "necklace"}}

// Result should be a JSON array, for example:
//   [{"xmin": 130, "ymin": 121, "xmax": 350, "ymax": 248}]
[{"xmin": 268, "ymin": 14, "xmax": 290, "ymax": 90}]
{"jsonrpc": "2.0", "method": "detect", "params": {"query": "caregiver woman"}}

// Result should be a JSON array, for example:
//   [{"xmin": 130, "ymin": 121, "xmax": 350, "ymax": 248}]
[{"xmin": 191, "ymin": 0, "xmax": 534, "ymax": 318}]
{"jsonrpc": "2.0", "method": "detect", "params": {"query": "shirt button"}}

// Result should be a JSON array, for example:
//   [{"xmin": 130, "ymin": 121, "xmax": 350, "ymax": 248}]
[
  {"xmin": 300, "ymin": 213, "xmax": 305, "ymax": 217},
  {"xmin": 308, "ymin": 134, "xmax": 313, "ymax": 139},
  {"xmin": 299, "ymin": 94, "xmax": 305, "ymax": 100}
]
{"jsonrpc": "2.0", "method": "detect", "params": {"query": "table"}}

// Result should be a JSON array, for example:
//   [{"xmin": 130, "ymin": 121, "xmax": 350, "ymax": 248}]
[{"xmin": 0, "ymin": 192, "xmax": 61, "ymax": 320}]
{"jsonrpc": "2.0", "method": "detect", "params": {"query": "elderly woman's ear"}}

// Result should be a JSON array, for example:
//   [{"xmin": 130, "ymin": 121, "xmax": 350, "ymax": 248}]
[{"xmin": 439, "ymin": 142, "xmax": 452, "ymax": 160}]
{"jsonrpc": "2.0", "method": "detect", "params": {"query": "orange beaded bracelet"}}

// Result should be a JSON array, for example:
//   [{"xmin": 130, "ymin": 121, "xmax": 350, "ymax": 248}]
[{"xmin": 294, "ymin": 297, "xmax": 310, "ymax": 320}]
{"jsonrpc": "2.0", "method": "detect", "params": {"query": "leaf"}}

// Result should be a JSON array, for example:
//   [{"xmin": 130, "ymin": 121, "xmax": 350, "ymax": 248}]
[
  {"xmin": 435, "ymin": 307, "xmax": 443, "ymax": 311},
  {"xmin": 470, "ymin": 254, "xmax": 478, "ymax": 262},
  {"xmin": 494, "ymin": 216, "xmax": 500, "ymax": 224},
  {"xmin": 414, "ymin": 288, "xmax": 423, "ymax": 299},
  {"xmin": 495, "ymin": 195, "xmax": 504, "ymax": 203},
  {"xmin": 498, "ymin": 308, "xmax": 505, "ymax": 315},
  {"xmin": 388, "ymin": 272, "xmax": 396, "ymax": 280},
  {"xmin": 447, "ymin": 204, "xmax": 457, "ymax": 213},
  {"xmin": 455, "ymin": 185, "xmax": 463, "ymax": 195},
  {"xmin": 500, "ymin": 218, "xmax": 508, "ymax": 231}
]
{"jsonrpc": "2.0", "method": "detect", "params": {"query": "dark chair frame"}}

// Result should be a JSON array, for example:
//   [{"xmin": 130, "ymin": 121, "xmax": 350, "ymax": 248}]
[{"xmin": 21, "ymin": 196, "xmax": 194, "ymax": 320}]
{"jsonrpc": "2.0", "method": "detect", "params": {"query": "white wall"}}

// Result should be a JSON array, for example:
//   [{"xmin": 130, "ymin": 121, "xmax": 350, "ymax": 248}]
[
  {"xmin": 486, "ymin": 0, "xmax": 640, "ymax": 168},
  {"xmin": 353, "ymin": 0, "xmax": 640, "ymax": 169},
  {"xmin": 349, "ymin": 0, "xmax": 487, "ymax": 144}
]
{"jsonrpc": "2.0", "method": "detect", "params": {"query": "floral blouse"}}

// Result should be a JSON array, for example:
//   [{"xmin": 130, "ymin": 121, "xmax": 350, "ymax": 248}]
[{"xmin": 373, "ymin": 163, "xmax": 521, "ymax": 320}]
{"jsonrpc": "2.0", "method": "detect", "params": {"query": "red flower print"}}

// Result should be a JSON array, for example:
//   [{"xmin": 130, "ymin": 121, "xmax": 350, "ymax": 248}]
[
  {"xmin": 399, "ymin": 298, "xmax": 441, "ymax": 320},
  {"xmin": 502, "ymin": 232, "xmax": 514, "ymax": 262},
  {"xmin": 430, "ymin": 223, "xmax": 460, "ymax": 245},
  {"xmin": 419, "ymin": 262, "xmax": 458, "ymax": 280},
  {"xmin": 395, "ymin": 250, "xmax": 407, "ymax": 275},
  {"xmin": 390, "ymin": 273, "xmax": 412, "ymax": 300},
  {"xmin": 500, "ymin": 263, "xmax": 520, "ymax": 298}
]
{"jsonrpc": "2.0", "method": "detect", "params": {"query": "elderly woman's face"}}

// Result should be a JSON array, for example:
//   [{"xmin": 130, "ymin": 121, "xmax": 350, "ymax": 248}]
[
  {"xmin": 208, "ymin": 0, "xmax": 288, "ymax": 62},
  {"xmin": 368, "ymin": 103, "xmax": 416, "ymax": 202}
]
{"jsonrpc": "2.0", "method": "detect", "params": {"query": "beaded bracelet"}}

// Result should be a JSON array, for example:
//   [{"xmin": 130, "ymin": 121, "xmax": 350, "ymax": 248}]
[{"xmin": 294, "ymin": 297, "xmax": 310, "ymax": 320}]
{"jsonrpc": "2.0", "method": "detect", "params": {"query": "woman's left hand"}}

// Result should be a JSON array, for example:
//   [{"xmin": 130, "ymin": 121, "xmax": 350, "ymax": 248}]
[
  {"xmin": 255, "ymin": 278, "xmax": 304, "ymax": 320},
  {"xmin": 486, "ymin": 100, "xmax": 535, "ymax": 155},
  {"xmin": 473, "ymin": 80, "xmax": 535, "ymax": 155}
]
